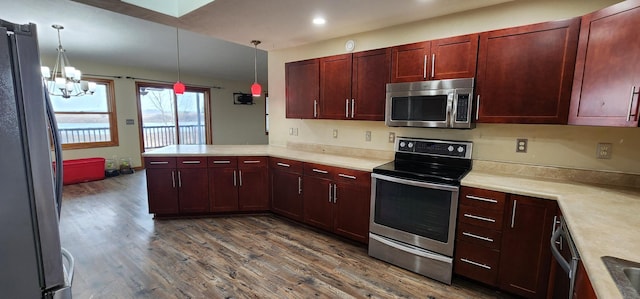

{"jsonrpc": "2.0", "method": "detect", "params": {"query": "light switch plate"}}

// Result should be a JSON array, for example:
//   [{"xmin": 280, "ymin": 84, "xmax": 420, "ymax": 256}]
[{"xmin": 365, "ymin": 131, "xmax": 371, "ymax": 142}]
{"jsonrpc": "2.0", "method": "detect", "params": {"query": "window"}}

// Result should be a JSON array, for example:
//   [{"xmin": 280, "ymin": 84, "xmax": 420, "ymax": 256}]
[
  {"xmin": 136, "ymin": 82, "xmax": 211, "ymax": 151},
  {"xmin": 50, "ymin": 78, "xmax": 118, "ymax": 149}
]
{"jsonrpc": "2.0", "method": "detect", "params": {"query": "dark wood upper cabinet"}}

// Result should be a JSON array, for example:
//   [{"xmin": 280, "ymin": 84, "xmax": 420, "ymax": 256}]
[
  {"xmin": 391, "ymin": 41, "xmax": 430, "ymax": 83},
  {"xmin": 320, "ymin": 54, "xmax": 352, "ymax": 119},
  {"xmin": 569, "ymin": 0, "xmax": 640, "ymax": 127},
  {"xmin": 285, "ymin": 59, "xmax": 319, "ymax": 119},
  {"xmin": 431, "ymin": 34, "xmax": 479, "ymax": 80},
  {"xmin": 391, "ymin": 34, "xmax": 478, "ymax": 83},
  {"xmin": 351, "ymin": 48, "xmax": 390, "ymax": 120},
  {"xmin": 476, "ymin": 18, "xmax": 580, "ymax": 124}
]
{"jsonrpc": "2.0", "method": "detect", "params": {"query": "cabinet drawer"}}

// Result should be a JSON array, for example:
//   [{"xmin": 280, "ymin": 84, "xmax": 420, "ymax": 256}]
[
  {"xmin": 333, "ymin": 168, "xmax": 370, "ymax": 186},
  {"xmin": 303, "ymin": 162, "xmax": 334, "ymax": 179},
  {"xmin": 208, "ymin": 156, "xmax": 238, "ymax": 168},
  {"xmin": 270, "ymin": 157, "xmax": 303, "ymax": 174},
  {"xmin": 454, "ymin": 240, "xmax": 500, "ymax": 287},
  {"xmin": 456, "ymin": 222, "xmax": 502, "ymax": 250},
  {"xmin": 145, "ymin": 157, "xmax": 176, "ymax": 169},
  {"xmin": 238, "ymin": 156, "xmax": 268, "ymax": 168},
  {"xmin": 458, "ymin": 205, "xmax": 504, "ymax": 230},
  {"xmin": 176, "ymin": 157, "xmax": 207, "ymax": 168},
  {"xmin": 460, "ymin": 186, "xmax": 506, "ymax": 211}
]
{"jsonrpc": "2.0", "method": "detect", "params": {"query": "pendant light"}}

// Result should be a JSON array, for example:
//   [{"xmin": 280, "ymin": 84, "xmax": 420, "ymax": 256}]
[
  {"xmin": 173, "ymin": 28, "xmax": 185, "ymax": 95},
  {"xmin": 250, "ymin": 40, "xmax": 262, "ymax": 97}
]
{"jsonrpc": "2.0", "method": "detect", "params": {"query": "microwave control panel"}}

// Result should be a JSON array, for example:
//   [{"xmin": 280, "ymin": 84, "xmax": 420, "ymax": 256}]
[{"xmin": 455, "ymin": 94, "xmax": 470, "ymax": 122}]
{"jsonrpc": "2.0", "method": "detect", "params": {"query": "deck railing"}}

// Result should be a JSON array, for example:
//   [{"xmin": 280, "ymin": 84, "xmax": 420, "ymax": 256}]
[{"xmin": 59, "ymin": 125, "xmax": 205, "ymax": 149}]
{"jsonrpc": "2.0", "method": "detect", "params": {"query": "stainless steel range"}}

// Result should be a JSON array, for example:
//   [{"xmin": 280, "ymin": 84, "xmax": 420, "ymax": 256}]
[{"xmin": 369, "ymin": 137, "xmax": 472, "ymax": 284}]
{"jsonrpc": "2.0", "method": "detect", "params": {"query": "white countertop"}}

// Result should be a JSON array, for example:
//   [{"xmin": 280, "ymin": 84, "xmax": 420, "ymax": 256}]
[
  {"xmin": 142, "ymin": 145, "xmax": 392, "ymax": 172},
  {"xmin": 463, "ymin": 170, "xmax": 640, "ymax": 299}
]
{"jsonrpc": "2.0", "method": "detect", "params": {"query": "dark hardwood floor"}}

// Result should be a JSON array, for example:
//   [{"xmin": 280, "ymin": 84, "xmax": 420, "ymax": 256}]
[{"xmin": 60, "ymin": 171, "xmax": 514, "ymax": 298}]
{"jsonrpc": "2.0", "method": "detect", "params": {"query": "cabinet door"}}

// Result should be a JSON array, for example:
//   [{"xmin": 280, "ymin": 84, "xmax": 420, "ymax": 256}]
[
  {"xmin": 476, "ymin": 18, "xmax": 580, "ymax": 124},
  {"xmin": 238, "ymin": 166, "xmax": 270, "ymax": 211},
  {"xmin": 146, "ymin": 168, "xmax": 179, "ymax": 215},
  {"xmin": 391, "ymin": 41, "xmax": 430, "ymax": 83},
  {"xmin": 302, "ymin": 176, "xmax": 334, "ymax": 231},
  {"xmin": 498, "ymin": 195, "xmax": 557, "ymax": 299},
  {"xmin": 177, "ymin": 168, "xmax": 209, "ymax": 213},
  {"xmin": 333, "ymin": 181, "xmax": 370, "ymax": 243},
  {"xmin": 320, "ymin": 54, "xmax": 352, "ymax": 119},
  {"xmin": 271, "ymin": 170, "xmax": 303, "ymax": 221},
  {"xmin": 431, "ymin": 34, "xmax": 479, "ymax": 80},
  {"xmin": 286, "ymin": 59, "xmax": 319, "ymax": 119},
  {"xmin": 351, "ymin": 48, "xmax": 390, "ymax": 120},
  {"xmin": 208, "ymin": 167, "xmax": 239, "ymax": 212},
  {"xmin": 573, "ymin": 261, "xmax": 597, "ymax": 299},
  {"xmin": 569, "ymin": 1, "xmax": 640, "ymax": 126}
]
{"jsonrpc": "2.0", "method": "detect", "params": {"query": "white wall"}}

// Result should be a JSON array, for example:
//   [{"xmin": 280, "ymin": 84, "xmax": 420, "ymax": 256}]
[
  {"xmin": 43, "ymin": 58, "xmax": 268, "ymax": 168},
  {"xmin": 267, "ymin": 0, "xmax": 640, "ymax": 174}
]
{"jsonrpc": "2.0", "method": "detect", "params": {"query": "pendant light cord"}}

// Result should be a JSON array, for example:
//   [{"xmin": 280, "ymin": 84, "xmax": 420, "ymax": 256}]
[
  {"xmin": 251, "ymin": 40, "xmax": 261, "ymax": 83},
  {"xmin": 176, "ymin": 28, "xmax": 181, "ymax": 81}
]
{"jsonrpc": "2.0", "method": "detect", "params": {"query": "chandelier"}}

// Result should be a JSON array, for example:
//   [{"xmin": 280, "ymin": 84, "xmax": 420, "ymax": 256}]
[{"xmin": 41, "ymin": 25, "xmax": 96, "ymax": 99}]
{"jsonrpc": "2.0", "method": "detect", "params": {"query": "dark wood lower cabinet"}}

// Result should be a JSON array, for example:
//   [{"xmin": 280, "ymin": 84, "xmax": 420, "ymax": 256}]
[
  {"xmin": 498, "ymin": 195, "xmax": 556, "ymax": 299},
  {"xmin": 333, "ymin": 180, "xmax": 370, "ymax": 244},
  {"xmin": 177, "ymin": 168, "xmax": 209, "ymax": 213},
  {"xmin": 302, "ymin": 175, "xmax": 334, "ymax": 231},
  {"xmin": 209, "ymin": 167, "xmax": 239, "ymax": 212},
  {"xmin": 573, "ymin": 261, "xmax": 597, "ymax": 299},
  {"xmin": 145, "ymin": 156, "xmax": 371, "ymax": 244},
  {"xmin": 455, "ymin": 186, "xmax": 558, "ymax": 299},
  {"xmin": 146, "ymin": 168, "xmax": 179, "ymax": 215}
]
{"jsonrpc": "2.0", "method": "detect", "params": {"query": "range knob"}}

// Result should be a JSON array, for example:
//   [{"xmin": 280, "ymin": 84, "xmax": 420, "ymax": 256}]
[
  {"xmin": 457, "ymin": 146, "xmax": 464, "ymax": 153},
  {"xmin": 400, "ymin": 141, "xmax": 406, "ymax": 148},
  {"xmin": 448, "ymin": 145, "xmax": 454, "ymax": 152},
  {"xmin": 408, "ymin": 142, "xmax": 414, "ymax": 148}
]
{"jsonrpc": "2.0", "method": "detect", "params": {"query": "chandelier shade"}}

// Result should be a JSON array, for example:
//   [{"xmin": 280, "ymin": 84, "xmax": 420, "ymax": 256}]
[
  {"xmin": 41, "ymin": 25, "xmax": 95, "ymax": 99},
  {"xmin": 251, "ymin": 40, "xmax": 262, "ymax": 97}
]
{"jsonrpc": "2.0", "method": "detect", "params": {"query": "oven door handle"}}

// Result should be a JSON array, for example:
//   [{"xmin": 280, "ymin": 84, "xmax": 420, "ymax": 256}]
[
  {"xmin": 370, "ymin": 234, "xmax": 452, "ymax": 264},
  {"xmin": 371, "ymin": 173, "xmax": 459, "ymax": 192}
]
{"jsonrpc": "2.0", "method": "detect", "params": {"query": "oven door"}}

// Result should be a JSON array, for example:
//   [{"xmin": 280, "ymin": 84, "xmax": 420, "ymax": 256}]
[{"xmin": 369, "ymin": 173, "xmax": 459, "ymax": 257}]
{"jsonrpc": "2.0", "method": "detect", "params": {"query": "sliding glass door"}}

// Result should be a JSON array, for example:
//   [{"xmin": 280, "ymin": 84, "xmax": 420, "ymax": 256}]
[{"xmin": 136, "ymin": 83, "xmax": 210, "ymax": 151}]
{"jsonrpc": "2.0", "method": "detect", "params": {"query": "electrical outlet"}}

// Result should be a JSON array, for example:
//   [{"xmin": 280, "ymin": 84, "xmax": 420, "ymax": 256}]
[
  {"xmin": 516, "ymin": 138, "xmax": 528, "ymax": 153},
  {"xmin": 294, "ymin": 128, "xmax": 298, "ymax": 136},
  {"xmin": 388, "ymin": 132, "xmax": 396, "ymax": 143},
  {"xmin": 596, "ymin": 143, "xmax": 612, "ymax": 159},
  {"xmin": 365, "ymin": 131, "xmax": 371, "ymax": 142},
  {"xmin": 332, "ymin": 129, "xmax": 338, "ymax": 139}
]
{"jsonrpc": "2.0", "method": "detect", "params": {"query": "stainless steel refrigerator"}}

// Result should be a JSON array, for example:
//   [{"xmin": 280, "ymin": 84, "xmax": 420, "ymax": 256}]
[{"xmin": 0, "ymin": 20, "xmax": 74, "ymax": 298}]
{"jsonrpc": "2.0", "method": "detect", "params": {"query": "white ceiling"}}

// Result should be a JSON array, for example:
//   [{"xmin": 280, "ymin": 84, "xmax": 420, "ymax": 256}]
[{"xmin": 1, "ymin": 0, "xmax": 514, "ymax": 83}]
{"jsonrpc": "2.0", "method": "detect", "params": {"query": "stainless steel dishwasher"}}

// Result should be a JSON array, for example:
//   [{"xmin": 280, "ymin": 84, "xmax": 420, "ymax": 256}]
[{"xmin": 549, "ymin": 215, "xmax": 580, "ymax": 299}]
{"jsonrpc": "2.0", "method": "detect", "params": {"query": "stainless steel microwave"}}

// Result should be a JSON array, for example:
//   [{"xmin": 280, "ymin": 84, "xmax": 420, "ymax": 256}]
[{"xmin": 385, "ymin": 78, "xmax": 475, "ymax": 129}]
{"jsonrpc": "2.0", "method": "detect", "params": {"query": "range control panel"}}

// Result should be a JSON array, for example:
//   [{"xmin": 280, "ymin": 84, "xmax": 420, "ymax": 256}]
[{"xmin": 397, "ymin": 137, "xmax": 473, "ymax": 159}]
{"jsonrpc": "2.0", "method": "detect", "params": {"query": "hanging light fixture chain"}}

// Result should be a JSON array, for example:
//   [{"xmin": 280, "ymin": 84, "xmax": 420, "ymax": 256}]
[{"xmin": 176, "ymin": 28, "xmax": 181, "ymax": 81}]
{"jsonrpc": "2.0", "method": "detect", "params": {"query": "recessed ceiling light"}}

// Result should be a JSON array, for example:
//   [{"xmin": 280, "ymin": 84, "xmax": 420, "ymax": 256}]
[{"xmin": 313, "ymin": 17, "xmax": 326, "ymax": 25}]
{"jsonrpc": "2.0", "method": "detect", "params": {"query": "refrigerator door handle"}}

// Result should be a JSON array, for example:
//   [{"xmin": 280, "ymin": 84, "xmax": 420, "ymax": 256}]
[{"xmin": 44, "ymin": 88, "xmax": 64, "ymax": 218}]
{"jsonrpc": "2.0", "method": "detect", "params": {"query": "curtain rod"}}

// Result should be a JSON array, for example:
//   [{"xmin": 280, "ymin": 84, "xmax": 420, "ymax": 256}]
[{"xmin": 124, "ymin": 76, "xmax": 223, "ymax": 89}]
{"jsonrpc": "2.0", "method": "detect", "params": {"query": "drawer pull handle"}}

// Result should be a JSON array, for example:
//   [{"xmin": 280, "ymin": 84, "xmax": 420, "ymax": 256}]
[
  {"xmin": 213, "ymin": 161, "xmax": 231, "ymax": 164},
  {"xmin": 150, "ymin": 161, "xmax": 169, "ymax": 165},
  {"xmin": 460, "ymin": 258, "xmax": 491, "ymax": 270},
  {"xmin": 338, "ymin": 174, "xmax": 356, "ymax": 180},
  {"xmin": 312, "ymin": 169, "xmax": 328, "ymax": 174},
  {"xmin": 243, "ymin": 160, "xmax": 261, "ymax": 164},
  {"xmin": 276, "ymin": 162, "xmax": 290, "ymax": 167},
  {"xmin": 463, "ymin": 213, "xmax": 496, "ymax": 223},
  {"xmin": 181, "ymin": 160, "xmax": 201, "ymax": 164},
  {"xmin": 462, "ymin": 232, "xmax": 494, "ymax": 243},
  {"xmin": 466, "ymin": 195, "xmax": 497, "ymax": 204}
]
